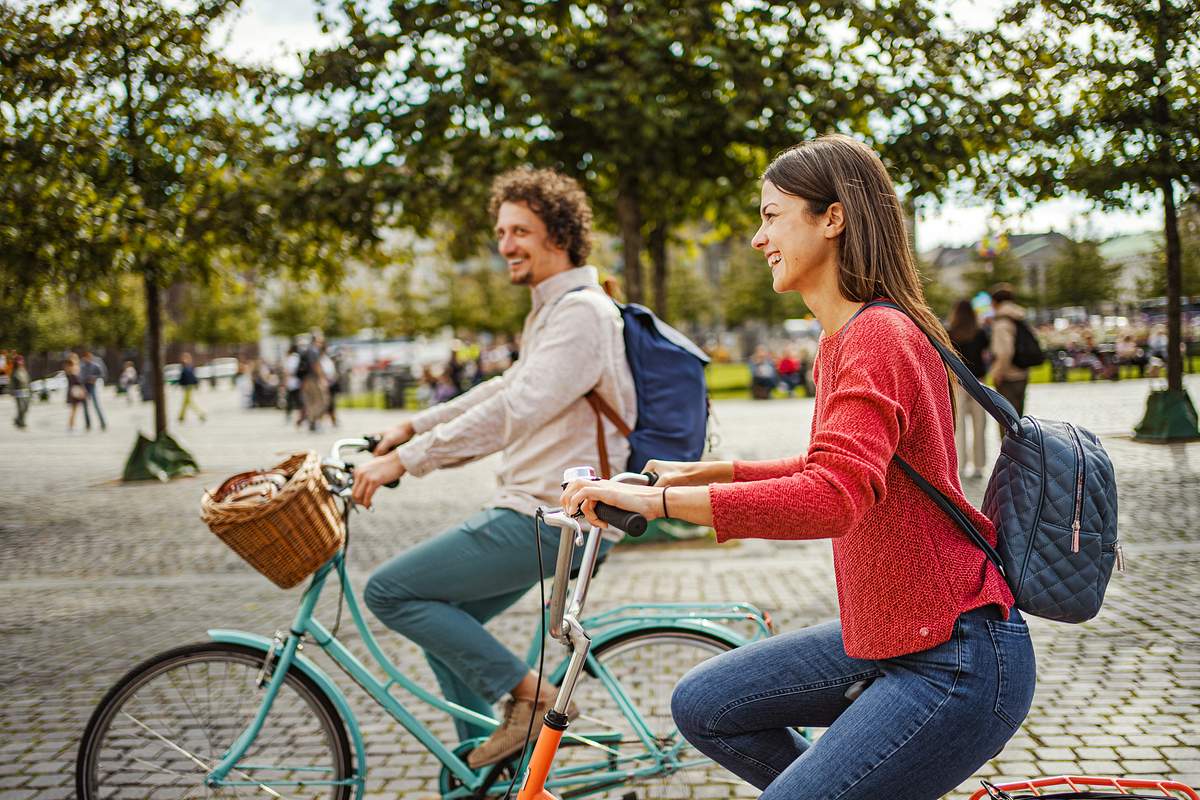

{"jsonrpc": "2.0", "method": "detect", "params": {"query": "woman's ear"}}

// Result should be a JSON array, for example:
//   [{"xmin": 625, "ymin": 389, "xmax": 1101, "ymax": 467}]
[{"xmin": 824, "ymin": 202, "xmax": 846, "ymax": 238}]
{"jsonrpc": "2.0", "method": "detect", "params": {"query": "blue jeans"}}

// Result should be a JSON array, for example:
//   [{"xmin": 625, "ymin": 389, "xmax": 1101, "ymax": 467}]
[
  {"xmin": 84, "ymin": 383, "xmax": 106, "ymax": 430},
  {"xmin": 671, "ymin": 607, "xmax": 1035, "ymax": 800},
  {"xmin": 364, "ymin": 508, "xmax": 612, "ymax": 741}
]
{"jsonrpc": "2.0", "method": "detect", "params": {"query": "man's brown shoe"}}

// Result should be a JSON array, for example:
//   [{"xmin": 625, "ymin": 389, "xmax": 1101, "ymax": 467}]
[{"xmin": 467, "ymin": 697, "xmax": 579, "ymax": 769}]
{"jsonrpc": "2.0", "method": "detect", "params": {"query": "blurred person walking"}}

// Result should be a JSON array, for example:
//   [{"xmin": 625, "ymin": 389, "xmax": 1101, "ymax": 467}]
[
  {"xmin": 177, "ymin": 353, "xmax": 207, "ymax": 423},
  {"xmin": 10, "ymin": 354, "xmax": 30, "ymax": 429},
  {"xmin": 118, "ymin": 360, "xmax": 139, "ymax": 404},
  {"xmin": 320, "ymin": 344, "xmax": 340, "ymax": 428},
  {"xmin": 299, "ymin": 332, "xmax": 329, "ymax": 432},
  {"xmin": 80, "ymin": 350, "xmax": 108, "ymax": 431},
  {"xmin": 65, "ymin": 354, "xmax": 87, "ymax": 432},
  {"xmin": 988, "ymin": 284, "xmax": 1030, "ymax": 435},
  {"xmin": 283, "ymin": 343, "xmax": 302, "ymax": 423},
  {"xmin": 948, "ymin": 299, "xmax": 990, "ymax": 478}
]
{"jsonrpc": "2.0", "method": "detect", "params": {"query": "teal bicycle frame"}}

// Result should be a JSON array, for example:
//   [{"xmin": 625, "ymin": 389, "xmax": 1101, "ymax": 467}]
[
  {"xmin": 204, "ymin": 554, "xmax": 768, "ymax": 796},
  {"xmin": 203, "ymin": 547, "xmax": 773, "ymax": 799}
]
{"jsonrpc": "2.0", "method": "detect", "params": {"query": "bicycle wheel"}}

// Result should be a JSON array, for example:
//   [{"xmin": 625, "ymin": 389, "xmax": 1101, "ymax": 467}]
[
  {"xmin": 76, "ymin": 642, "xmax": 353, "ymax": 799},
  {"xmin": 549, "ymin": 627, "xmax": 742, "ymax": 798}
]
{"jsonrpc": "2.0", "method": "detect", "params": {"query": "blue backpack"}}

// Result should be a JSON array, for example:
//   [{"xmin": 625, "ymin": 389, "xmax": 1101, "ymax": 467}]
[
  {"xmin": 585, "ymin": 301, "xmax": 710, "ymax": 476},
  {"xmin": 856, "ymin": 302, "xmax": 1123, "ymax": 623}
]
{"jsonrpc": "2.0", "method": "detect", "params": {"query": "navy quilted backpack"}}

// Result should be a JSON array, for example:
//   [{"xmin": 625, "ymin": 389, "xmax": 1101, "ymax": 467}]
[{"xmin": 862, "ymin": 302, "xmax": 1123, "ymax": 623}]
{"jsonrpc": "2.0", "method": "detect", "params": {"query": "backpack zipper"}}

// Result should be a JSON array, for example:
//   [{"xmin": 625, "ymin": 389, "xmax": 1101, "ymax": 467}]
[{"xmin": 1066, "ymin": 423, "xmax": 1086, "ymax": 553}]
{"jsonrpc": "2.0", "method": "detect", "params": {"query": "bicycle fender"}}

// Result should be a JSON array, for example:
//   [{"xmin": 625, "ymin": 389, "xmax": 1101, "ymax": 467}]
[
  {"xmin": 207, "ymin": 627, "xmax": 367, "ymax": 795},
  {"xmin": 589, "ymin": 618, "xmax": 748, "ymax": 651}
]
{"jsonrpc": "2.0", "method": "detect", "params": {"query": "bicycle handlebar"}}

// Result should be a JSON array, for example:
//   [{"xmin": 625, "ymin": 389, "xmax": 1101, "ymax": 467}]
[
  {"xmin": 593, "ymin": 502, "xmax": 648, "ymax": 537},
  {"xmin": 323, "ymin": 437, "xmax": 400, "ymax": 491}
]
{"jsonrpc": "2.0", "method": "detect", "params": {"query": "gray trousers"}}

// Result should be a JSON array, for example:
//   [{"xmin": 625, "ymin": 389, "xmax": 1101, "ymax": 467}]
[{"xmin": 364, "ymin": 507, "xmax": 612, "ymax": 741}]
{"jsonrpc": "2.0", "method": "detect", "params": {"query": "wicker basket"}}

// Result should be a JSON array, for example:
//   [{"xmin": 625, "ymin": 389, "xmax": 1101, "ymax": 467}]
[{"xmin": 201, "ymin": 451, "xmax": 345, "ymax": 589}]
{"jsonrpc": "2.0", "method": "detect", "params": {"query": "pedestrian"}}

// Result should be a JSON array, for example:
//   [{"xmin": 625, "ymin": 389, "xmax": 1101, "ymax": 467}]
[
  {"xmin": 118, "ymin": 360, "xmax": 138, "ymax": 404},
  {"xmin": 79, "ymin": 350, "xmax": 108, "ymax": 431},
  {"xmin": 177, "ymin": 353, "xmax": 207, "ymax": 423},
  {"xmin": 562, "ymin": 135, "xmax": 1033, "ymax": 800},
  {"xmin": 948, "ymin": 299, "xmax": 990, "ymax": 479},
  {"xmin": 65, "ymin": 354, "xmax": 87, "ymax": 432},
  {"xmin": 10, "ymin": 354, "xmax": 30, "ymax": 429},
  {"xmin": 987, "ymin": 283, "xmax": 1030, "ymax": 433},
  {"xmin": 299, "ymin": 332, "xmax": 329, "ymax": 432},
  {"xmin": 749, "ymin": 345, "xmax": 778, "ymax": 400},
  {"xmin": 351, "ymin": 167, "xmax": 636, "ymax": 765},
  {"xmin": 283, "ymin": 343, "xmax": 302, "ymax": 423},
  {"xmin": 321, "ymin": 344, "xmax": 340, "ymax": 428},
  {"xmin": 776, "ymin": 346, "xmax": 802, "ymax": 396}
]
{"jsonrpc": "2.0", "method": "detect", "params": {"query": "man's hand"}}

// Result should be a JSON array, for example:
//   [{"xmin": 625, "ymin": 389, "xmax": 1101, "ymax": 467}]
[
  {"xmin": 371, "ymin": 420, "xmax": 415, "ymax": 455},
  {"xmin": 351, "ymin": 453, "xmax": 406, "ymax": 508},
  {"xmin": 644, "ymin": 459, "xmax": 733, "ymax": 487}
]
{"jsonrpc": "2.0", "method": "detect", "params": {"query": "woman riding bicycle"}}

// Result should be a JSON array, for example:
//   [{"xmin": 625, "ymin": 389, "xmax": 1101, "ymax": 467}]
[{"xmin": 562, "ymin": 134, "xmax": 1036, "ymax": 800}]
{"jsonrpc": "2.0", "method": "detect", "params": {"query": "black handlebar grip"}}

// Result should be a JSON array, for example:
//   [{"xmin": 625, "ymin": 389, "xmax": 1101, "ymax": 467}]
[{"xmin": 594, "ymin": 502, "xmax": 648, "ymax": 537}]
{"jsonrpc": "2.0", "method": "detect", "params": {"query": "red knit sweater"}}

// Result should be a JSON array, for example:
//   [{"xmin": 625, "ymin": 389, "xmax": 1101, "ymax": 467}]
[{"xmin": 709, "ymin": 305, "xmax": 1014, "ymax": 659}]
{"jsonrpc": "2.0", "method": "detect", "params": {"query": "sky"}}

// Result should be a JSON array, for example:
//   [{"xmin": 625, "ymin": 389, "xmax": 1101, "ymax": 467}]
[{"xmin": 217, "ymin": 0, "xmax": 1162, "ymax": 253}]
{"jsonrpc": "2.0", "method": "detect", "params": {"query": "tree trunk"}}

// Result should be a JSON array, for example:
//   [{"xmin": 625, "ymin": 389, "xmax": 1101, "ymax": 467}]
[
  {"xmin": 144, "ymin": 265, "xmax": 167, "ymax": 436},
  {"xmin": 648, "ymin": 223, "xmax": 668, "ymax": 318},
  {"xmin": 616, "ymin": 174, "xmax": 644, "ymax": 305},
  {"xmin": 1163, "ymin": 178, "xmax": 1183, "ymax": 393}
]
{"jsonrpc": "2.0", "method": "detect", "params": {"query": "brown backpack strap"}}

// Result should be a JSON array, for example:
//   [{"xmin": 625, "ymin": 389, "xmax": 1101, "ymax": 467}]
[{"xmin": 585, "ymin": 390, "xmax": 632, "ymax": 479}]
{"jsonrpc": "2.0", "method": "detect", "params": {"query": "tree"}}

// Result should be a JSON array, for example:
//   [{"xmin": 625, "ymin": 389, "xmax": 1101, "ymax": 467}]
[
  {"xmin": 993, "ymin": 0, "xmax": 1200, "ymax": 399},
  {"xmin": 0, "ymin": 0, "xmax": 359, "ymax": 441},
  {"xmin": 170, "ymin": 269, "xmax": 262, "ymax": 347},
  {"xmin": 1043, "ymin": 238, "xmax": 1123, "ymax": 312},
  {"xmin": 1138, "ymin": 199, "xmax": 1200, "ymax": 299},
  {"xmin": 299, "ymin": 0, "xmax": 1000, "ymax": 317}
]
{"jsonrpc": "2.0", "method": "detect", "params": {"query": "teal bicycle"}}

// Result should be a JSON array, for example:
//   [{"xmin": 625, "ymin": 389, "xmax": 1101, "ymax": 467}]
[{"xmin": 76, "ymin": 437, "xmax": 774, "ymax": 799}]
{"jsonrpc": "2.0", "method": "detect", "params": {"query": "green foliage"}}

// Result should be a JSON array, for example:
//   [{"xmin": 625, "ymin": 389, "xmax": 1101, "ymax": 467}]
[
  {"xmin": 1044, "ymin": 239, "xmax": 1123, "ymax": 312},
  {"xmin": 297, "ymin": 0, "xmax": 1002, "ymax": 310},
  {"xmin": 428, "ymin": 261, "xmax": 530, "ymax": 336},
  {"xmin": 991, "ymin": 0, "xmax": 1200, "ymax": 206},
  {"xmin": 720, "ymin": 243, "xmax": 809, "ymax": 328},
  {"xmin": 1139, "ymin": 201, "xmax": 1200, "ymax": 298},
  {"xmin": 170, "ymin": 269, "xmax": 261, "ymax": 346}
]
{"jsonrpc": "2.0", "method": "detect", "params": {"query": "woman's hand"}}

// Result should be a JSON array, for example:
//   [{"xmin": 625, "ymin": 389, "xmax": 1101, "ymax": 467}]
[
  {"xmin": 644, "ymin": 459, "xmax": 734, "ymax": 487},
  {"xmin": 561, "ymin": 479, "xmax": 666, "ymax": 529},
  {"xmin": 351, "ymin": 453, "xmax": 406, "ymax": 509}
]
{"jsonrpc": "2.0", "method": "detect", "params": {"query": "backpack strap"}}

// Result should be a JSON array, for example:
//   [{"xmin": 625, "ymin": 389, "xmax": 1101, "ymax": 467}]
[
  {"xmin": 855, "ymin": 301, "xmax": 1021, "ymax": 437},
  {"xmin": 585, "ymin": 390, "xmax": 632, "ymax": 479},
  {"xmin": 892, "ymin": 454, "xmax": 1007, "ymax": 579},
  {"xmin": 848, "ymin": 301, "xmax": 1014, "ymax": 579}
]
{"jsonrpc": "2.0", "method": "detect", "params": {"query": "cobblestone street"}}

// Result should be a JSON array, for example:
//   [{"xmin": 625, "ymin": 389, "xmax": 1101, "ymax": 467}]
[{"xmin": 1, "ymin": 376, "xmax": 1198, "ymax": 798}]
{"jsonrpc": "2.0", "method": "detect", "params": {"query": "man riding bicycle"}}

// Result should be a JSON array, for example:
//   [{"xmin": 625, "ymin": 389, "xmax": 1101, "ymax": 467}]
[{"xmin": 351, "ymin": 167, "xmax": 636, "ymax": 768}]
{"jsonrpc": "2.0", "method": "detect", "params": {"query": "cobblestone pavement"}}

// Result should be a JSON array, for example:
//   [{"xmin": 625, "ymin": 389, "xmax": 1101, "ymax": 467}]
[{"xmin": 1, "ymin": 376, "xmax": 1198, "ymax": 799}]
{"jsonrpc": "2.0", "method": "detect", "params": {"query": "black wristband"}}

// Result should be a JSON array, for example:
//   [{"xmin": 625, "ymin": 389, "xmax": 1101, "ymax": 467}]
[{"xmin": 661, "ymin": 487, "xmax": 670, "ymax": 519}]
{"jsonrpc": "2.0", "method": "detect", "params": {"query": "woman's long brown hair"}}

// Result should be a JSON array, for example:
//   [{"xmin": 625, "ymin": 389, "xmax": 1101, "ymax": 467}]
[{"xmin": 763, "ymin": 134, "xmax": 957, "ymax": 412}]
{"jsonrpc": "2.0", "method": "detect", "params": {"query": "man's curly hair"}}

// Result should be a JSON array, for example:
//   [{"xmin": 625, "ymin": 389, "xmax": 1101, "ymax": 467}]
[{"xmin": 488, "ymin": 168, "xmax": 592, "ymax": 267}]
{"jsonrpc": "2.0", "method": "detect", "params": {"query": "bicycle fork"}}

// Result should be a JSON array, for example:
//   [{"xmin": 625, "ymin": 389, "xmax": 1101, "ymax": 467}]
[{"xmin": 518, "ymin": 614, "xmax": 592, "ymax": 800}]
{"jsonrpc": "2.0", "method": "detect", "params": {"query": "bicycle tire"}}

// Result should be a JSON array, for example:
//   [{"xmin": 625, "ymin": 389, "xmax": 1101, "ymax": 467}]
[
  {"xmin": 548, "ymin": 626, "xmax": 737, "ymax": 798},
  {"xmin": 76, "ymin": 641, "xmax": 354, "ymax": 799}
]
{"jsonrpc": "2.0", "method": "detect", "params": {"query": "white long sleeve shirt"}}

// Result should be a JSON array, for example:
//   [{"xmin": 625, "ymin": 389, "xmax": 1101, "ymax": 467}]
[{"xmin": 396, "ymin": 266, "xmax": 636, "ymax": 515}]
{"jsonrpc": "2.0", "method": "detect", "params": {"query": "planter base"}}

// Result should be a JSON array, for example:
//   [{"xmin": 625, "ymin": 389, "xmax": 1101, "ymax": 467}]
[
  {"xmin": 1133, "ymin": 389, "xmax": 1200, "ymax": 442},
  {"xmin": 123, "ymin": 432, "xmax": 200, "ymax": 481}
]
